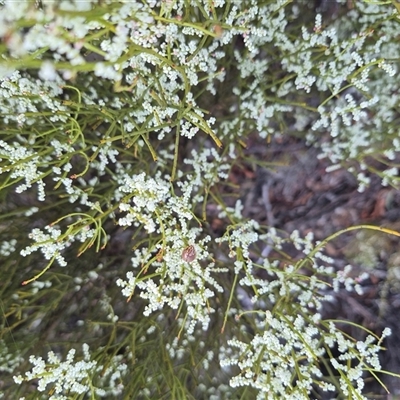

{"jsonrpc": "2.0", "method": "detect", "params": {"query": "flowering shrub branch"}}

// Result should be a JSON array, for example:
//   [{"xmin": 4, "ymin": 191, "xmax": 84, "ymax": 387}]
[{"xmin": 0, "ymin": 0, "xmax": 400, "ymax": 399}]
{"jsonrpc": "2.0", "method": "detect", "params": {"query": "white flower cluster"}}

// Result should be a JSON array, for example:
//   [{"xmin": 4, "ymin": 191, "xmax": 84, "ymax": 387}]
[
  {"xmin": 20, "ymin": 225, "xmax": 69, "ymax": 267},
  {"xmin": 112, "ymin": 143, "xmax": 231, "ymax": 332},
  {"xmin": 220, "ymin": 4, "xmax": 398, "ymax": 188},
  {"xmin": 0, "ymin": 71, "xmax": 95, "ymax": 203},
  {"xmin": 0, "ymin": 139, "xmax": 48, "ymax": 201},
  {"xmin": 0, "ymin": 0, "xmax": 230, "ymax": 205},
  {"xmin": 0, "ymin": 238, "xmax": 17, "ymax": 257},
  {"xmin": 13, "ymin": 344, "xmax": 127, "ymax": 398},
  {"xmin": 115, "ymin": 168, "xmax": 226, "ymax": 333},
  {"xmin": 324, "ymin": 324, "xmax": 392, "ymax": 397},
  {"xmin": 220, "ymin": 312, "xmax": 325, "ymax": 398},
  {"xmin": 20, "ymin": 222, "xmax": 97, "ymax": 268},
  {"xmin": 0, "ymin": 0, "xmax": 397, "ymax": 198},
  {"xmin": 304, "ymin": 7, "xmax": 399, "ymax": 186},
  {"xmin": 0, "ymin": 340, "xmax": 23, "ymax": 374},
  {"xmin": 0, "ymin": 0, "xmax": 398, "ymax": 397},
  {"xmin": 216, "ymin": 220, "xmax": 260, "ymax": 273},
  {"xmin": 0, "ymin": 70, "xmax": 67, "ymax": 125},
  {"xmin": 215, "ymin": 222, "xmax": 395, "ymax": 398},
  {"xmin": 220, "ymin": 313, "xmax": 391, "ymax": 399},
  {"xmin": 216, "ymin": 224, "xmax": 337, "ymax": 308},
  {"xmin": 332, "ymin": 264, "xmax": 369, "ymax": 295}
]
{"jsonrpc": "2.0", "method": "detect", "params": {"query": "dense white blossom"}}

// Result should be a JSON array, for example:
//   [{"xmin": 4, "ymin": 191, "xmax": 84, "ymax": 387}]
[
  {"xmin": 13, "ymin": 344, "xmax": 127, "ymax": 398},
  {"xmin": 0, "ymin": 0, "xmax": 398, "ymax": 398}
]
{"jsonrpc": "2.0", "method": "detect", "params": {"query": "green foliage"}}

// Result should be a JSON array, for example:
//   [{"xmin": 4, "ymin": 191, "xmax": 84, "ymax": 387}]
[{"xmin": 0, "ymin": 0, "xmax": 400, "ymax": 399}]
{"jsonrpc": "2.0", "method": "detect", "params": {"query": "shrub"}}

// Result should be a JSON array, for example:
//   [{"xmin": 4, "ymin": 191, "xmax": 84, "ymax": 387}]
[{"xmin": 0, "ymin": 0, "xmax": 399, "ymax": 398}]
